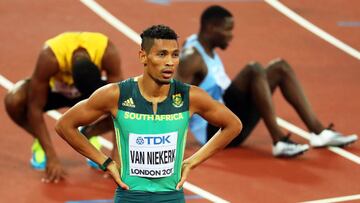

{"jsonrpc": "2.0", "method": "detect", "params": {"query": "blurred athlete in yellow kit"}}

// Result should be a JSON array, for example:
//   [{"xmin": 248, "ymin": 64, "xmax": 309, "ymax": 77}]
[{"xmin": 4, "ymin": 32, "xmax": 123, "ymax": 183}]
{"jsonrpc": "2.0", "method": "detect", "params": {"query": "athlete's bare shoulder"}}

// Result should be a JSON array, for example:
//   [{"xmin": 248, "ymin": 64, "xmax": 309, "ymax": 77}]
[
  {"xmin": 87, "ymin": 83, "xmax": 120, "ymax": 114},
  {"xmin": 180, "ymin": 46, "xmax": 203, "ymax": 67},
  {"xmin": 96, "ymin": 83, "xmax": 120, "ymax": 100},
  {"xmin": 177, "ymin": 47, "xmax": 207, "ymax": 85},
  {"xmin": 188, "ymin": 85, "xmax": 216, "ymax": 115}
]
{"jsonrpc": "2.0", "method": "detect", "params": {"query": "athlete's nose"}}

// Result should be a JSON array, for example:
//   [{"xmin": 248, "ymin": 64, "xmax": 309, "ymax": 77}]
[{"xmin": 166, "ymin": 56, "xmax": 175, "ymax": 67}]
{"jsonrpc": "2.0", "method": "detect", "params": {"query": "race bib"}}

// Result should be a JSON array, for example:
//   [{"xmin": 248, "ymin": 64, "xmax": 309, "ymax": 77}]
[{"xmin": 129, "ymin": 132, "xmax": 178, "ymax": 178}]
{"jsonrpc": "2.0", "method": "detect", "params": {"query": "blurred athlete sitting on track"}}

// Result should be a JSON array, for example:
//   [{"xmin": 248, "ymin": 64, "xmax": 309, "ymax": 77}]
[{"xmin": 176, "ymin": 5, "xmax": 358, "ymax": 158}]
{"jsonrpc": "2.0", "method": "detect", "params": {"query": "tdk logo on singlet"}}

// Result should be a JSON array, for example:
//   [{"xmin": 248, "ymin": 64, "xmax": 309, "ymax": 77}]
[
  {"xmin": 136, "ymin": 137, "xmax": 145, "ymax": 145},
  {"xmin": 136, "ymin": 136, "xmax": 171, "ymax": 145}
]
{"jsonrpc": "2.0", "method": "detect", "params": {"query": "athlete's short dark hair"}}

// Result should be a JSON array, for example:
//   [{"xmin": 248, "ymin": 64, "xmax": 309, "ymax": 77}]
[
  {"xmin": 140, "ymin": 24, "xmax": 179, "ymax": 53},
  {"xmin": 200, "ymin": 5, "xmax": 232, "ymax": 30},
  {"xmin": 72, "ymin": 59, "xmax": 107, "ymax": 96}
]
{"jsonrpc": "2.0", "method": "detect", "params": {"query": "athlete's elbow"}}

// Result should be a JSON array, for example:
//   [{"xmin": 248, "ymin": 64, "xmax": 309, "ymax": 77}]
[
  {"xmin": 232, "ymin": 117, "xmax": 242, "ymax": 138},
  {"xmin": 55, "ymin": 117, "xmax": 67, "ymax": 139}
]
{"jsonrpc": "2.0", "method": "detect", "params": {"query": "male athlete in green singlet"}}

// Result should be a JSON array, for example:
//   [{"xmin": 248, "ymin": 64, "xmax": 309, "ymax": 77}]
[{"xmin": 55, "ymin": 25, "xmax": 242, "ymax": 202}]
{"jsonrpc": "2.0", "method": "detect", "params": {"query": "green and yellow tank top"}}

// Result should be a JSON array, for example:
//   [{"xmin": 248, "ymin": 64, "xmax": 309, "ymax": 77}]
[
  {"xmin": 113, "ymin": 77, "xmax": 190, "ymax": 192},
  {"xmin": 45, "ymin": 32, "xmax": 108, "ymax": 98}
]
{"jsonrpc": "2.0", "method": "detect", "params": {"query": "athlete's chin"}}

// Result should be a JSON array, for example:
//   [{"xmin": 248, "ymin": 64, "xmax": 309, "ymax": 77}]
[
  {"xmin": 160, "ymin": 75, "xmax": 173, "ymax": 83},
  {"xmin": 161, "ymin": 79, "xmax": 171, "ymax": 84},
  {"xmin": 155, "ymin": 78, "xmax": 171, "ymax": 85},
  {"xmin": 219, "ymin": 44, "xmax": 229, "ymax": 50}
]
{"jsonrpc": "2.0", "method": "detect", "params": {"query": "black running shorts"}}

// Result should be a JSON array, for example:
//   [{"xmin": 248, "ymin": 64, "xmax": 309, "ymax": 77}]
[
  {"xmin": 206, "ymin": 82, "xmax": 261, "ymax": 147},
  {"xmin": 43, "ymin": 80, "xmax": 107, "ymax": 111}
]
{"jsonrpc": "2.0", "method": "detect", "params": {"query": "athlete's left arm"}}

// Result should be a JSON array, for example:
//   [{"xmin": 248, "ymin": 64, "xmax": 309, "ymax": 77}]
[
  {"xmin": 176, "ymin": 86, "xmax": 242, "ymax": 189},
  {"xmin": 101, "ymin": 40, "xmax": 123, "ymax": 83},
  {"xmin": 56, "ymin": 84, "xmax": 117, "ymax": 163},
  {"xmin": 55, "ymin": 84, "xmax": 129, "ymax": 189}
]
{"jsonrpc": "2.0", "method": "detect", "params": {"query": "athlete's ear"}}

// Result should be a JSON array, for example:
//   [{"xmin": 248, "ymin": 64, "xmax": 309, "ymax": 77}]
[
  {"xmin": 208, "ymin": 20, "xmax": 222, "ymax": 34},
  {"xmin": 139, "ymin": 49, "xmax": 147, "ymax": 66}
]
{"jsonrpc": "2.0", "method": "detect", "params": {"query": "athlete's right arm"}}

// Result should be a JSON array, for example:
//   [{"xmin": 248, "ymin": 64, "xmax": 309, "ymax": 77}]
[
  {"xmin": 27, "ymin": 47, "xmax": 65, "ymax": 183},
  {"xmin": 55, "ymin": 84, "xmax": 129, "ymax": 190},
  {"xmin": 176, "ymin": 86, "xmax": 242, "ymax": 189}
]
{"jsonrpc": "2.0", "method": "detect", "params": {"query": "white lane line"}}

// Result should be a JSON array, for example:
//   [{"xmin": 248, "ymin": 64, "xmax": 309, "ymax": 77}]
[
  {"xmin": 0, "ymin": 74, "xmax": 15, "ymax": 90},
  {"xmin": 299, "ymin": 194, "xmax": 360, "ymax": 203},
  {"xmin": 327, "ymin": 147, "xmax": 360, "ymax": 165},
  {"xmin": 276, "ymin": 118, "xmax": 310, "ymax": 140},
  {"xmin": 277, "ymin": 118, "xmax": 360, "ymax": 165},
  {"xmin": 183, "ymin": 182, "xmax": 230, "ymax": 203},
  {"xmin": 264, "ymin": 0, "xmax": 360, "ymax": 60},
  {"xmin": 80, "ymin": 0, "xmax": 141, "ymax": 44}
]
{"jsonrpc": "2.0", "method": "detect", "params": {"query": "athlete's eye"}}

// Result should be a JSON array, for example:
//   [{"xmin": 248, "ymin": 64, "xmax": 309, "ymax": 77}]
[
  {"xmin": 158, "ymin": 51, "xmax": 167, "ymax": 57},
  {"xmin": 172, "ymin": 52, "xmax": 179, "ymax": 58}
]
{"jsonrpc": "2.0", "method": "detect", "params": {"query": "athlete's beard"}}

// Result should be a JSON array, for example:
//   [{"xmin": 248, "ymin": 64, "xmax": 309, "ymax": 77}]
[
  {"xmin": 219, "ymin": 41, "xmax": 229, "ymax": 50},
  {"xmin": 154, "ymin": 78, "xmax": 171, "ymax": 85}
]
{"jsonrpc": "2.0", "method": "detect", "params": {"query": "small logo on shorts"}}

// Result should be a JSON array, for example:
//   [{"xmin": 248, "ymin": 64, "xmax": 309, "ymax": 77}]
[
  {"xmin": 172, "ymin": 93, "xmax": 183, "ymax": 108},
  {"xmin": 122, "ymin": 98, "xmax": 135, "ymax": 108}
]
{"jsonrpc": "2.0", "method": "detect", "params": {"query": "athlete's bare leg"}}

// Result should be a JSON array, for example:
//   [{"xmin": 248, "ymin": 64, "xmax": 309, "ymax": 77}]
[
  {"xmin": 4, "ymin": 79, "xmax": 35, "ymax": 135},
  {"xmin": 231, "ymin": 61, "xmax": 285, "ymax": 143},
  {"xmin": 265, "ymin": 58, "xmax": 324, "ymax": 134}
]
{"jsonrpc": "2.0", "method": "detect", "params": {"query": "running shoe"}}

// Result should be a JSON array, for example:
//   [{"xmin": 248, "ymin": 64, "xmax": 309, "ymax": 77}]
[
  {"xmin": 273, "ymin": 135, "xmax": 309, "ymax": 157},
  {"xmin": 310, "ymin": 124, "xmax": 358, "ymax": 147},
  {"xmin": 30, "ymin": 139, "xmax": 46, "ymax": 170}
]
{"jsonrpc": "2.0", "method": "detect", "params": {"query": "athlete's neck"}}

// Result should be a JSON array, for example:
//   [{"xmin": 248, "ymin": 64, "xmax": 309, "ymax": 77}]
[
  {"xmin": 138, "ymin": 75, "xmax": 170, "ymax": 104},
  {"xmin": 198, "ymin": 33, "xmax": 215, "ymax": 58}
]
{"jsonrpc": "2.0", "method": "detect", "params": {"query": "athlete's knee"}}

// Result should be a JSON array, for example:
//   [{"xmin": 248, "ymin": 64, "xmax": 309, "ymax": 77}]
[
  {"xmin": 267, "ymin": 58, "xmax": 294, "ymax": 77},
  {"xmin": 244, "ymin": 61, "xmax": 266, "ymax": 78},
  {"xmin": 4, "ymin": 89, "xmax": 27, "ymax": 119},
  {"xmin": 233, "ymin": 61, "xmax": 267, "ymax": 87},
  {"xmin": 4, "ymin": 92, "xmax": 17, "ymax": 113},
  {"xmin": 246, "ymin": 61, "xmax": 262, "ymax": 69}
]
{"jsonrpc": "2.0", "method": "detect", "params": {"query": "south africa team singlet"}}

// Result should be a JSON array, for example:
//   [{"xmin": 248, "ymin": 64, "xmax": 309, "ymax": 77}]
[{"xmin": 113, "ymin": 77, "xmax": 190, "ymax": 192}]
